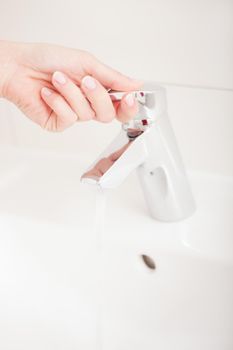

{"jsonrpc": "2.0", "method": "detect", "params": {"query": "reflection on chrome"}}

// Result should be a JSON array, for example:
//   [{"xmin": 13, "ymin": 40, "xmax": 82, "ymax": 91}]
[{"xmin": 81, "ymin": 129, "xmax": 143, "ymax": 181}]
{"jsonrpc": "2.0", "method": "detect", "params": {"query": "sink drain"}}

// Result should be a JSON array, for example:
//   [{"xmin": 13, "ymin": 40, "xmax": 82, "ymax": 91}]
[{"xmin": 141, "ymin": 255, "xmax": 156, "ymax": 270}]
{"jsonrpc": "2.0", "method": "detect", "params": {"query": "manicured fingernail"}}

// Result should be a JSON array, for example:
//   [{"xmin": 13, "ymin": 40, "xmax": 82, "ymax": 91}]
[
  {"xmin": 125, "ymin": 93, "xmax": 135, "ymax": 107},
  {"xmin": 53, "ymin": 71, "xmax": 66, "ymax": 85},
  {"xmin": 42, "ymin": 87, "xmax": 53, "ymax": 97},
  {"xmin": 82, "ymin": 76, "xmax": 96, "ymax": 90}
]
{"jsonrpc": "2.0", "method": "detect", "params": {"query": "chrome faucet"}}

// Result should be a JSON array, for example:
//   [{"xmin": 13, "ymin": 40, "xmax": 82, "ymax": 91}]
[{"xmin": 81, "ymin": 83, "xmax": 195, "ymax": 222}]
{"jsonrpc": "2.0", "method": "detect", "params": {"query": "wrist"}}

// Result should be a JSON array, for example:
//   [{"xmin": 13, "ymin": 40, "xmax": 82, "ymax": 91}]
[{"xmin": 0, "ymin": 41, "xmax": 22, "ymax": 99}]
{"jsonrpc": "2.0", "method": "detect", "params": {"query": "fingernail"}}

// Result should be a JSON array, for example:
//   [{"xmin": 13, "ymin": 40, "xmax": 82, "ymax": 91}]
[
  {"xmin": 53, "ymin": 71, "xmax": 66, "ymax": 85},
  {"xmin": 42, "ymin": 87, "xmax": 53, "ymax": 97},
  {"xmin": 82, "ymin": 76, "xmax": 96, "ymax": 90},
  {"xmin": 125, "ymin": 93, "xmax": 135, "ymax": 107}
]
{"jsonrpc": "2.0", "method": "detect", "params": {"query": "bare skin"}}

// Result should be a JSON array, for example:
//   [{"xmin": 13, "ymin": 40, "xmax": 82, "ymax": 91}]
[{"xmin": 0, "ymin": 41, "xmax": 141, "ymax": 132}]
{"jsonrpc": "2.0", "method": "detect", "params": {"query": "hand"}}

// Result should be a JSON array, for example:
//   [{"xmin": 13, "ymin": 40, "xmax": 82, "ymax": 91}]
[{"xmin": 0, "ymin": 41, "xmax": 142, "ymax": 131}]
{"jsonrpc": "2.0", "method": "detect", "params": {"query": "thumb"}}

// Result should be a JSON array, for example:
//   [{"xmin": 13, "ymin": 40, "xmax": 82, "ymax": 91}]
[{"xmin": 87, "ymin": 54, "xmax": 143, "ymax": 91}]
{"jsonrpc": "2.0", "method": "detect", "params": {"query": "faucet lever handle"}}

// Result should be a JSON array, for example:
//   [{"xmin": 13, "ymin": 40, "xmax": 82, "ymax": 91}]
[
  {"xmin": 109, "ymin": 90, "xmax": 146, "ymax": 104},
  {"xmin": 109, "ymin": 84, "xmax": 167, "ymax": 124}
]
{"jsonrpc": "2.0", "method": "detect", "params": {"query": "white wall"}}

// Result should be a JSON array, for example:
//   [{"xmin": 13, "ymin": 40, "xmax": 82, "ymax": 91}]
[{"xmin": 0, "ymin": 0, "xmax": 232, "ymax": 175}]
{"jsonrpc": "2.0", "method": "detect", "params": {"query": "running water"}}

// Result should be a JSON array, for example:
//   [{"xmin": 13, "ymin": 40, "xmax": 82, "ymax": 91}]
[{"xmin": 94, "ymin": 187, "xmax": 106, "ymax": 350}]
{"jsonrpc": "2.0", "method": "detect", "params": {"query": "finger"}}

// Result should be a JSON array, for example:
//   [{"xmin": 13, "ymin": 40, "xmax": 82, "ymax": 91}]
[
  {"xmin": 115, "ymin": 93, "xmax": 138, "ymax": 123},
  {"xmin": 87, "ymin": 54, "xmax": 143, "ymax": 91},
  {"xmin": 81, "ymin": 75, "xmax": 116, "ymax": 123},
  {"xmin": 41, "ymin": 87, "xmax": 77, "ymax": 131},
  {"xmin": 52, "ymin": 71, "xmax": 95, "ymax": 121}
]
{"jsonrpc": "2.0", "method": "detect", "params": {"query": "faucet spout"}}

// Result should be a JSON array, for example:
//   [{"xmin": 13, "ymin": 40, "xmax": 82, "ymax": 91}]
[
  {"xmin": 81, "ymin": 83, "xmax": 196, "ymax": 222},
  {"xmin": 81, "ymin": 127, "xmax": 148, "ymax": 188}
]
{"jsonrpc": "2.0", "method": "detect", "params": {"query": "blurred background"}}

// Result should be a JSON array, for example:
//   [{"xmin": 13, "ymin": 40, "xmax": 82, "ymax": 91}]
[{"xmin": 0, "ymin": 0, "xmax": 232, "ymax": 175}]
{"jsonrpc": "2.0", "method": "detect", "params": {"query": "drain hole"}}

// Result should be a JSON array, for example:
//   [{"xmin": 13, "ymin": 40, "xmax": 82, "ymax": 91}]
[{"xmin": 141, "ymin": 255, "xmax": 156, "ymax": 270}]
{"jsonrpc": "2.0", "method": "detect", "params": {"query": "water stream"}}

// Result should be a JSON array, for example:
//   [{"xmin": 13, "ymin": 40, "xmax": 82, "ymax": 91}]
[{"xmin": 94, "ymin": 187, "xmax": 106, "ymax": 350}]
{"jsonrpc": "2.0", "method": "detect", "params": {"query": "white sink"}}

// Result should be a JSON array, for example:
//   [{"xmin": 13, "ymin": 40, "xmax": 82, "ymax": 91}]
[{"xmin": 0, "ymin": 147, "xmax": 232, "ymax": 350}]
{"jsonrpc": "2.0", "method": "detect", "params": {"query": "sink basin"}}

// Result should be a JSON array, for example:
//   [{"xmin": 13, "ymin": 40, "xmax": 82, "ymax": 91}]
[{"xmin": 0, "ymin": 146, "xmax": 232, "ymax": 350}]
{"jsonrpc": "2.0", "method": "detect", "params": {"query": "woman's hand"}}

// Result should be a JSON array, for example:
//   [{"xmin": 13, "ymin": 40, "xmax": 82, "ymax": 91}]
[{"xmin": 0, "ymin": 41, "xmax": 141, "ymax": 131}]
